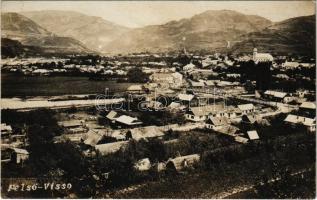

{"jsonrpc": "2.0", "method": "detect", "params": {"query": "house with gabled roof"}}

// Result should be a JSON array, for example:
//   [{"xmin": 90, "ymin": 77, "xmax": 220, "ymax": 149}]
[
  {"xmin": 299, "ymin": 102, "xmax": 316, "ymax": 117},
  {"xmin": 209, "ymin": 106, "xmax": 242, "ymax": 119},
  {"xmin": 284, "ymin": 114, "xmax": 316, "ymax": 133},
  {"xmin": 264, "ymin": 90, "xmax": 287, "ymax": 102},
  {"xmin": 238, "ymin": 104, "xmax": 255, "ymax": 115},
  {"xmin": 126, "ymin": 126, "xmax": 165, "ymax": 141},
  {"xmin": 185, "ymin": 105, "xmax": 224, "ymax": 122},
  {"xmin": 206, "ymin": 117, "xmax": 229, "ymax": 130}
]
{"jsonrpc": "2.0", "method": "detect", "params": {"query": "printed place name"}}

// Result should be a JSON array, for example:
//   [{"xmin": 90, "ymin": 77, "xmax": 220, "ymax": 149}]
[{"xmin": 7, "ymin": 183, "xmax": 72, "ymax": 192}]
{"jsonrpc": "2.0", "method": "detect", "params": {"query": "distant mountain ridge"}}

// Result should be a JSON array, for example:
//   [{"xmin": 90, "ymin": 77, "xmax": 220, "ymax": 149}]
[
  {"xmin": 231, "ymin": 15, "xmax": 316, "ymax": 56},
  {"xmin": 103, "ymin": 10, "xmax": 273, "ymax": 53},
  {"xmin": 1, "ymin": 12, "xmax": 92, "ymax": 56},
  {"xmin": 1, "ymin": 12, "xmax": 50, "ymax": 35},
  {"xmin": 22, "ymin": 10, "xmax": 130, "ymax": 52},
  {"xmin": 2, "ymin": 10, "xmax": 315, "ymax": 56}
]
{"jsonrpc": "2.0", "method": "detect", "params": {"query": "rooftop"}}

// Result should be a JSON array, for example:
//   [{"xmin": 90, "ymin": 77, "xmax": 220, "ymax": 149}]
[
  {"xmin": 300, "ymin": 102, "xmax": 316, "ymax": 110},
  {"xmin": 264, "ymin": 90, "xmax": 287, "ymax": 99},
  {"xmin": 207, "ymin": 117, "xmax": 229, "ymax": 126},
  {"xmin": 115, "ymin": 115, "xmax": 143, "ymax": 126},
  {"xmin": 95, "ymin": 141, "xmax": 128, "ymax": 156},
  {"xmin": 247, "ymin": 130, "xmax": 260, "ymax": 140},
  {"xmin": 178, "ymin": 93, "xmax": 194, "ymax": 102},
  {"xmin": 129, "ymin": 126, "xmax": 165, "ymax": 141},
  {"xmin": 189, "ymin": 104, "xmax": 224, "ymax": 116},
  {"xmin": 238, "ymin": 104, "xmax": 254, "ymax": 111},
  {"xmin": 127, "ymin": 85, "xmax": 144, "ymax": 91},
  {"xmin": 284, "ymin": 114, "xmax": 315, "ymax": 127}
]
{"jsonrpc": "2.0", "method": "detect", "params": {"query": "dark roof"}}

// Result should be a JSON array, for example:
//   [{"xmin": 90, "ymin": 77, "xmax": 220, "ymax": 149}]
[{"xmin": 206, "ymin": 117, "xmax": 229, "ymax": 126}]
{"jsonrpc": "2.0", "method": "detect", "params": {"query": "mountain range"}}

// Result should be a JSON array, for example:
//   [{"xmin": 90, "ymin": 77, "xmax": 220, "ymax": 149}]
[
  {"xmin": 104, "ymin": 10, "xmax": 272, "ymax": 54},
  {"xmin": 1, "ymin": 12, "xmax": 92, "ymax": 56},
  {"xmin": 1, "ymin": 10, "xmax": 315, "ymax": 56},
  {"xmin": 231, "ymin": 15, "xmax": 316, "ymax": 55},
  {"xmin": 22, "ymin": 10, "xmax": 129, "ymax": 52}
]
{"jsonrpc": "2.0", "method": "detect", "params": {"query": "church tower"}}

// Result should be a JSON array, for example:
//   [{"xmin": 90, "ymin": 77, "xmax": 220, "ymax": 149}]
[{"xmin": 253, "ymin": 48, "xmax": 257, "ymax": 60}]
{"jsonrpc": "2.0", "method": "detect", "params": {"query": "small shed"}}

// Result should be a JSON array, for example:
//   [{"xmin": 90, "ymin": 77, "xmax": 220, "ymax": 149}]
[
  {"xmin": 247, "ymin": 130, "xmax": 260, "ymax": 140},
  {"xmin": 166, "ymin": 154, "xmax": 200, "ymax": 172},
  {"xmin": 95, "ymin": 141, "xmax": 128, "ymax": 156}
]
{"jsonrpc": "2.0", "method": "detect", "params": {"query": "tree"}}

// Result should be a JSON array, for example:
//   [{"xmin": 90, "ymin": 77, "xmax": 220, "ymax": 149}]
[{"xmin": 127, "ymin": 67, "xmax": 148, "ymax": 83}]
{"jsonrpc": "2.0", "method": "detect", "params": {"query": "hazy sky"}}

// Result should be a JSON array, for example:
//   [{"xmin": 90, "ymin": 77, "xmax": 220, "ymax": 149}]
[{"xmin": 2, "ymin": 1, "xmax": 315, "ymax": 28}]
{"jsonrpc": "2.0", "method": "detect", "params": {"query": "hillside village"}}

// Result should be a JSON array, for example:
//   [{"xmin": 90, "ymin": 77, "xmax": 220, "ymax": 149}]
[
  {"xmin": 1, "ymin": 5, "xmax": 316, "ymax": 199},
  {"xmin": 1, "ymin": 46, "xmax": 316, "ymax": 198}
]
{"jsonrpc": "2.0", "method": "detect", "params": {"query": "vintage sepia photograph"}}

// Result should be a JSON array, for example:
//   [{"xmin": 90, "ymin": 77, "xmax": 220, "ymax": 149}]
[{"xmin": 1, "ymin": 0, "xmax": 316, "ymax": 198}]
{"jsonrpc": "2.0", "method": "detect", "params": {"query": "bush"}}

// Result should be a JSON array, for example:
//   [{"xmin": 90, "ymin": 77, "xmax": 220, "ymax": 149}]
[{"xmin": 127, "ymin": 67, "xmax": 148, "ymax": 83}]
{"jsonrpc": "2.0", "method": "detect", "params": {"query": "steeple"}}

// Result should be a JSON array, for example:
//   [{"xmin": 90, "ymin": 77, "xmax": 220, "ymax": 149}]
[
  {"xmin": 183, "ymin": 46, "xmax": 187, "ymax": 55},
  {"xmin": 253, "ymin": 48, "xmax": 257, "ymax": 60}
]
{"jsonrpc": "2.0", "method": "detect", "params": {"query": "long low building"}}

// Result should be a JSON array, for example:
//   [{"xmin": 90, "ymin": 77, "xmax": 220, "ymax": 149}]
[
  {"xmin": 95, "ymin": 141, "xmax": 129, "ymax": 156},
  {"xmin": 284, "ymin": 114, "xmax": 316, "ymax": 132},
  {"xmin": 1, "ymin": 98, "xmax": 125, "ymax": 110}
]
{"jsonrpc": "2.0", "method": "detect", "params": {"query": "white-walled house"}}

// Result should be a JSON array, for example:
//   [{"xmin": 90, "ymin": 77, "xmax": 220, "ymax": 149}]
[
  {"xmin": 284, "ymin": 114, "xmax": 316, "ymax": 133},
  {"xmin": 238, "ymin": 104, "xmax": 255, "ymax": 115},
  {"xmin": 185, "ymin": 104, "xmax": 224, "ymax": 122},
  {"xmin": 149, "ymin": 72, "xmax": 183, "ymax": 88}
]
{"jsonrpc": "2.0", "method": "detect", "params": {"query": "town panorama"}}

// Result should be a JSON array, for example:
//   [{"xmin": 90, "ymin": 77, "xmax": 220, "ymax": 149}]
[{"xmin": 1, "ymin": 1, "xmax": 316, "ymax": 199}]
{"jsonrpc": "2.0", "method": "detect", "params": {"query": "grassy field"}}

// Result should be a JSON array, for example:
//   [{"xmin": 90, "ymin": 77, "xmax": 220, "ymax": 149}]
[
  {"xmin": 108, "ymin": 160, "xmax": 315, "ymax": 199},
  {"xmin": 107, "ymin": 132, "xmax": 315, "ymax": 199},
  {"xmin": 1, "ymin": 73, "xmax": 132, "ymax": 97},
  {"xmin": 227, "ymin": 170, "xmax": 316, "ymax": 199}
]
